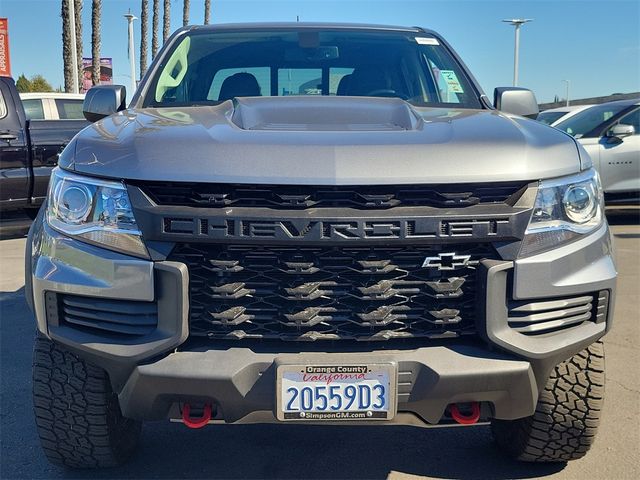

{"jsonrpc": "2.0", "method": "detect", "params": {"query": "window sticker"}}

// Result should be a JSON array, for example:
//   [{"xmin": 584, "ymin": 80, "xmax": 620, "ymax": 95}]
[
  {"xmin": 440, "ymin": 70, "xmax": 464, "ymax": 94},
  {"xmin": 415, "ymin": 37, "xmax": 440, "ymax": 46}
]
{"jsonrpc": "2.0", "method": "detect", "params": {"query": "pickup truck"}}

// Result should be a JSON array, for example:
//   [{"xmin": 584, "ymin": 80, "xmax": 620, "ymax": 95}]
[
  {"xmin": 26, "ymin": 23, "xmax": 616, "ymax": 468},
  {"xmin": 0, "ymin": 76, "xmax": 86, "ymax": 217}
]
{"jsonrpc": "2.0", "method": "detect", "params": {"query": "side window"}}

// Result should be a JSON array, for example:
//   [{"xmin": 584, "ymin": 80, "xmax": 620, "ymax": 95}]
[
  {"xmin": 55, "ymin": 99, "xmax": 84, "ymax": 119},
  {"xmin": 0, "ymin": 90, "xmax": 7, "ymax": 119},
  {"xmin": 22, "ymin": 99, "xmax": 45, "ymax": 120},
  {"xmin": 617, "ymin": 108, "xmax": 640, "ymax": 135},
  {"xmin": 208, "ymin": 67, "xmax": 270, "ymax": 100}
]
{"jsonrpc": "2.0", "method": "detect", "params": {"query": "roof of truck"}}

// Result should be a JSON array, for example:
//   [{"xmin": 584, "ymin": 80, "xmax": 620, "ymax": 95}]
[{"xmin": 187, "ymin": 22, "xmax": 434, "ymax": 34}]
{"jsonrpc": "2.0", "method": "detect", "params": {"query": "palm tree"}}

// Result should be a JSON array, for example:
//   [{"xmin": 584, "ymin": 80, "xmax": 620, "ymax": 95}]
[
  {"xmin": 152, "ymin": 0, "xmax": 160, "ymax": 58},
  {"xmin": 61, "ymin": 0, "xmax": 84, "ymax": 92},
  {"xmin": 61, "ymin": 0, "xmax": 73, "ymax": 92},
  {"xmin": 183, "ymin": 0, "xmax": 190, "ymax": 27},
  {"xmin": 163, "ymin": 0, "xmax": 170, "ymax": 42},
  {"xmin": 140, "ymin": 0, "xmax": 149, "ymax": 76},
  {"xmin": 74, "ymin": 0, "xmax": 83, "ymax": 91},
  {"xmin": 204, "ymin": 0, "xmax": 211, "ymax": 24},
  {"xmin": 91, "ymin": 0, "xmax": 101, "ymax": 86}
]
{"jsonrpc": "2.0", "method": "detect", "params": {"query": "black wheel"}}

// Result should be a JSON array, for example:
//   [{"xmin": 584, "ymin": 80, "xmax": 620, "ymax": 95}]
[
  {"xmin": 32, "ymin": 336, "xmax": 141, "ymax": 468},
  {"xmin": 492, "ymin": 341, "xmax": 605, "ymax": 462}
]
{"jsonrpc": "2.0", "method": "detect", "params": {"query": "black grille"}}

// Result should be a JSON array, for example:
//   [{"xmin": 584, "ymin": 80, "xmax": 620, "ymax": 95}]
[
  {"xmin": 49, "ymin": 293, "xmax": 158, "ymax": 338},
  {"xmin": 169, "ymin": 243, "xmax": 497, "ymax": 341},
  {"xmin": 138, "ymin": 182, "xmax": 527, "ymax": 210}
]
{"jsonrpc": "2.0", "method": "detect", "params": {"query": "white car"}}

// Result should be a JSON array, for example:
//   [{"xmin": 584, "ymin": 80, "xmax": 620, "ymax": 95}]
[
  {"xmin": 19, "ymin": 92, "xmax": 85, "ymax": 120},
  {"xmin": 536, "ymin": 104, "xmax": 594, "ymax": 126},
  {"xmin": 554, "ymin": 99, "xmax": 640, "ymax": 202}
]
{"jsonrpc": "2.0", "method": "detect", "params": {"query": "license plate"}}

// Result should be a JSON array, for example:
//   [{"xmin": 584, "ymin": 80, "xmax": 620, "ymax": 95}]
[{"xmin": 277, "ymin": 364, "xmax": 396, "ymax": 421}]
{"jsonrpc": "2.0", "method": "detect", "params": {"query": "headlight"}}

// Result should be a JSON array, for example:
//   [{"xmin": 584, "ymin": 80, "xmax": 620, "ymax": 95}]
[
  {"xmin": 520, "ymin": 168, "xmax": 604, "ymax": 257},
  {"xmin": 46, "ymin": 167, "xmax": 148, "ymax": 258}
]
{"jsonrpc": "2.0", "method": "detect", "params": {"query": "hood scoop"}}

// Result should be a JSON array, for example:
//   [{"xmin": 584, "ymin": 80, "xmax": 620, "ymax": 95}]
[{"xmin": 230, "ymin": 96, "xmax": 423, "ymax": 132}]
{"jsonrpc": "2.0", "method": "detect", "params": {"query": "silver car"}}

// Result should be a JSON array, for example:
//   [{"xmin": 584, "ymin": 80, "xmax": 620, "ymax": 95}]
[{"xmin": 555, "ymin": 99, "xmax": 640, "ymax": 203}]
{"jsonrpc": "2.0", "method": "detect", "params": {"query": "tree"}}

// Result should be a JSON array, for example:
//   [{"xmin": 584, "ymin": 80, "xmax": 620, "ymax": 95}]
[
  {"xmin": 16, "ymin": 74, "xmax": 31, "ymax": 93},
  {"xmin": 204, "ymin": 0, "xmax": 211, "ymax": 24},
  {"xmin": 74, "ymin": 0, "xmax": 83, "ymax": 91},
  {"xmin": 91, "ymin": 0, "xmax": 102, "ymax": 86},
  {"xmin": 152, "ymin": 0, "xmax": 160, "ymax": 58},
  {"xmin": 163, "ymin": 0, "xmax": 170, "ymax": 42},
  {"xmin": 61, "ymin": 0, "xmax": 73, "ymax": 92},
  {"xmin": 61, "ymin": 0, "xmax": 83, "ymax": 92},
  {"xmin": 30, "ymin": 75, "xmax": 54, "ymax": 92},
  {"xmin": 15, "ymin": 74, "xmax": 54, "ymax": 93},
  {"xmin": 140, "ymin": 0, "xmax": 149, "ymax": 76},
  {"xmin": 183, "ymin": 0, "xmax": 190, "ymax": 26}
]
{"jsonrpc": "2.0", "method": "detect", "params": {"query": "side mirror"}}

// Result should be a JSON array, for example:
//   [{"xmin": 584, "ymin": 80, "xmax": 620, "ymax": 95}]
[
  {"xmin": 83, "ymin": 85, "xmax": 127, "ymax": 122},
  {"xmin": 608, "ymin": 123, "xmax": 635, "ymax": 139},
  {"xmin": 494, "ymin": 87, "xmax": 539, "ymax": 118}
]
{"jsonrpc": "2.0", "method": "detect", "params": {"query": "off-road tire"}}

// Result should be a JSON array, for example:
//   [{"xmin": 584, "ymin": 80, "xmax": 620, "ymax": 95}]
[
  {"xmin": 492, "ymin": 341, "xmax": 605, "ymax": 462},
  {"xmin": 32, "ymin": 336, "xmax": 141, "ymax": 468}
]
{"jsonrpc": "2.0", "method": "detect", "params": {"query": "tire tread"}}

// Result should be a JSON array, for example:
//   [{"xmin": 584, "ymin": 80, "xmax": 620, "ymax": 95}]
[
  {"xmin": 32, "ymin": 337, "xmax": 141, "ymax": 468},
  {"xmin": 492, "ymin": 341, "xmax": 605, "ymax": 462}
]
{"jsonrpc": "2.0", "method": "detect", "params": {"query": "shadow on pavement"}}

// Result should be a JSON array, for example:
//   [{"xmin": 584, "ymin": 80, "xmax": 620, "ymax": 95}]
[{"xmin": 0, "ymin": 211, "xmax": 32, "ymax": 240}]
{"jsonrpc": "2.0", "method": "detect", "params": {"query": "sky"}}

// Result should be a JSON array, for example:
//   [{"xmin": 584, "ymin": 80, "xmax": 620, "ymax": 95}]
[{"xmin": 1, "ymin": 0, "xmax": 639, "ymax": 103}]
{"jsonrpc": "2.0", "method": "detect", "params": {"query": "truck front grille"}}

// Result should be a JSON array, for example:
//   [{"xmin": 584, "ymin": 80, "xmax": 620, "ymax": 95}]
[
  {"xmin": 138, "ymin": 181, "xmax": 527, "ymax": 210},
  {"xmin": 169, "ymin": 243, "xmax": 497, "ymax": 341}
]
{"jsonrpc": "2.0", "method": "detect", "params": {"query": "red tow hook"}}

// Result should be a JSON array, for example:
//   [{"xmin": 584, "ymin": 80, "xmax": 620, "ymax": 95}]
[
  {"xmin": 182, "ymin": 403, "xmax": 213, "ymax": 429},
  {"xmin": 450, "ymin": 402, "xmax": 481, "ymax": 425}
]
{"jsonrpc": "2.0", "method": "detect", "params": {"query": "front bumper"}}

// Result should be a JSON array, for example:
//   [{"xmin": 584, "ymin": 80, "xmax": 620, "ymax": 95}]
[
  {"xmin": 26, "ymin": 215, "xmax": 617, "ymax": 425},
  {"xmin": 119, "ymin": 344, "xmax": 537, "ymax": 424}
]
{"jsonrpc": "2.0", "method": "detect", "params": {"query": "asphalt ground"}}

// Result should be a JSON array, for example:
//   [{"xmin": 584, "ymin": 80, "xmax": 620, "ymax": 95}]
[{"xmin": 1, "ymin": 212, "xmax": 638, "ymax": 480}]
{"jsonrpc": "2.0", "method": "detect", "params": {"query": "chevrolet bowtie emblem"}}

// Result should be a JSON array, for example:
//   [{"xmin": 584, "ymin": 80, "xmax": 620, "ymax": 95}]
[{"xmin": 422, "ymin": 253, "xmax": 471, "ymax": 270}]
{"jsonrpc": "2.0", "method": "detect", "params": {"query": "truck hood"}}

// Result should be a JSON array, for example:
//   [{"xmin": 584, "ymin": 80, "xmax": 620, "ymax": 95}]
[{"xmin": 64, "ymin": 96, "xmax": 582, "ymax": 184}]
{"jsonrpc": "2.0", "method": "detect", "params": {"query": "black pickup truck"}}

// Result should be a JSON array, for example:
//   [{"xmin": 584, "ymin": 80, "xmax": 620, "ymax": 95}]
[{"xmin": 0, "ymin": 76, "xmax": 87, "ymax": 217}]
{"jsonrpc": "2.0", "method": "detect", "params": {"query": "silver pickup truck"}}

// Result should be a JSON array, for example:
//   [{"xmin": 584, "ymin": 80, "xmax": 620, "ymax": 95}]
[{"xmin": 26, "ymin": 23, "xmax": 616, "ymax": 468}]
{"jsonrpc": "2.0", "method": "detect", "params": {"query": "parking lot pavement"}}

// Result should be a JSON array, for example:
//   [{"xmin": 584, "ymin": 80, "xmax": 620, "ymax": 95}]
[{"xmin": 0, "ymin": 222, "xmax": 638, "ymax": 480}]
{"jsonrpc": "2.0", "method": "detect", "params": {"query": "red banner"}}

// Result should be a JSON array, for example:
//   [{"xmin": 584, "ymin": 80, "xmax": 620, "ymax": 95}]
[{"xmin": 0, "ymin": 18, "xmax": 10, "ymax": 77}]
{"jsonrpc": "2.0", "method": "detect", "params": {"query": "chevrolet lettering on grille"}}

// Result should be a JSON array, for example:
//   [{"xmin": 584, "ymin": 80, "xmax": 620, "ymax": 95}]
[{"xmin": 161, "ymin": 216, "xmax": 517, "ymax": 241}]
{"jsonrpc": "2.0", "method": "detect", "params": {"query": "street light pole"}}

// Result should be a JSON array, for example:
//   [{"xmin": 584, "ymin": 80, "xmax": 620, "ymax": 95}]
[
  {"xmin": 502, "ymin": 19, "xmax": 533, "ymax": 87},
  {"xmin": 68, "ymin": 0, "xmax": 79, "ymax": 93},
  {"xmin": 124, "ymin": 10, "xmax": 138, "ymax": 96},
  {"xmin": 563, "ymin": 80, "xmax": 570, "ymax": 106}
]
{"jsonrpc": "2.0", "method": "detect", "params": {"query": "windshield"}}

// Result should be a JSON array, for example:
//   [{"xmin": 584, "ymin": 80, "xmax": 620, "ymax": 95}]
[
  {"xmin": 555, "ymin": 103, "xmax": 630, "ymax": 138},
  {"xmin": 536, "ymin": 111, "xmax": 567, "ymax": 125},
  {"xmin": 144, "ymin": 29, "xmax": 482, "ymax": 109}
]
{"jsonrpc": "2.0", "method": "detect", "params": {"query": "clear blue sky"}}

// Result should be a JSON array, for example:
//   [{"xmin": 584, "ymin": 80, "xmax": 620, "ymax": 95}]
[{"xmin": 1, "ymin": 0, "xmax": 639, "ymax": 102}]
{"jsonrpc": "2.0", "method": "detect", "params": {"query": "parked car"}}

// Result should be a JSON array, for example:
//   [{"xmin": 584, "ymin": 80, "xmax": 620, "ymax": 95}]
[
  {"xmin": 536, "ymin": 104, "xmax": 593, "ymax": 126},
  {"xmin": 554, "ymin": 99, "xmax": 639, "ymax": 203},
  {"xmin": 27, "ymin": 23, "xmax": 615, "ymax": 468},
  {"xmin": 0, "ymin": 78, "xmax": 87, "ymax": 216},
  {"xmin": 20, "ymin": 92, "xmax": 85, "ymax": 120}
]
